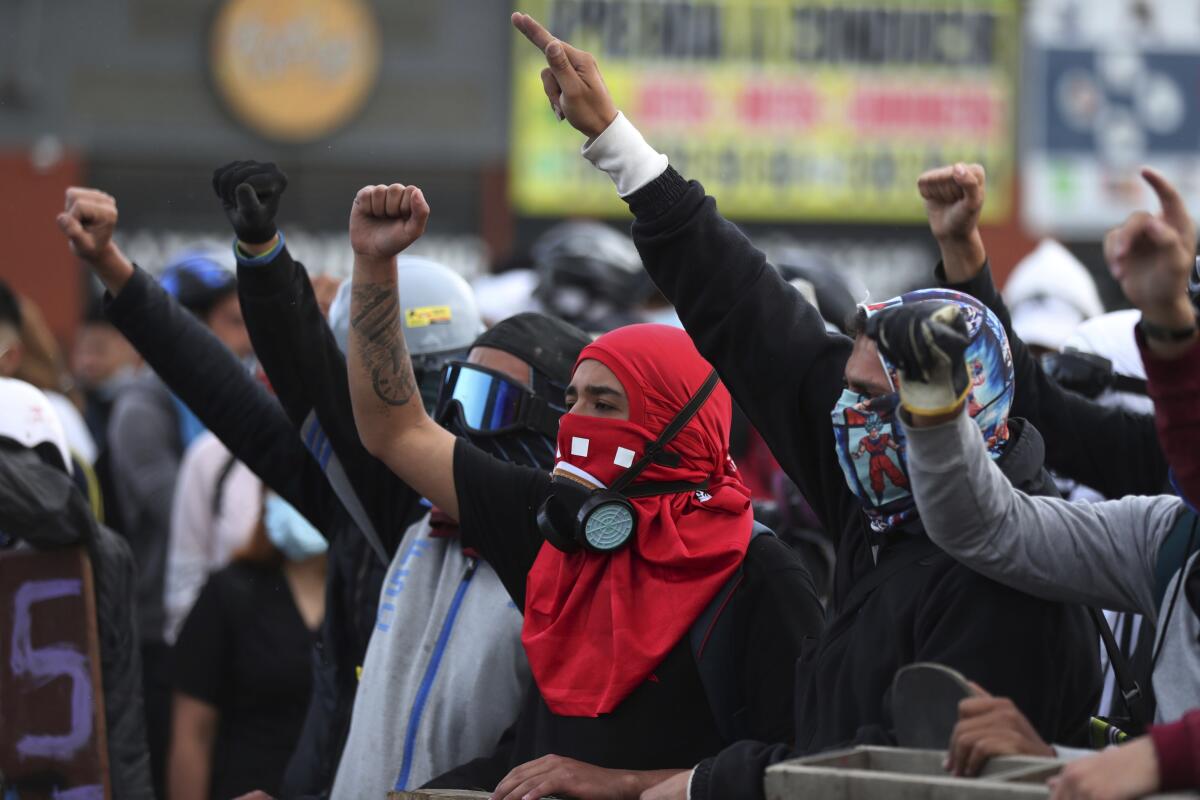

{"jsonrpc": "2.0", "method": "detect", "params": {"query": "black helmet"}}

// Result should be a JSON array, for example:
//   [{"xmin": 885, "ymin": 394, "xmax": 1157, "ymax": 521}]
[
  {"xmin": 774, "ymin": 254, "xmax": 857, "ymax": 335},
  {"xmin": 532, "ymin": 221, "xmax": 654, "ymax": 329}
]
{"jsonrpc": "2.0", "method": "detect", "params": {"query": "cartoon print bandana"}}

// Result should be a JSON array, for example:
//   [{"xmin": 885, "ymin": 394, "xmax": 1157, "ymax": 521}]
[{"xmin": 834, "ymin": 288, "xmax": 1015, "ymax": 535}]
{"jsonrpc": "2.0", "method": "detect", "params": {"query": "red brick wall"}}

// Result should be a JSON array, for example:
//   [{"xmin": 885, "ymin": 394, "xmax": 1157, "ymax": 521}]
[{"xmin": 0, "ymin": 151, "xmax": 85, "ymax": 347}]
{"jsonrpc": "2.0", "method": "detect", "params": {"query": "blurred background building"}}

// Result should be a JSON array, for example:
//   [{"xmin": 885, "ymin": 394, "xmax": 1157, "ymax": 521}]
[{"xmin": 1, "ymin": 0, "xmax": 1198, "ymax": 346}]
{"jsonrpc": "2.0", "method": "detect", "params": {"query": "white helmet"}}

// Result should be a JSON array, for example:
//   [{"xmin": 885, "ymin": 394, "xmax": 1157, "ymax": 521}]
[
  {"xmin": 0, "ymin": 377, "xmax": 72, "ymax": 474},
  {"xmin": 328, "ymin": 256, "xmax": 484, "ymax": 356}
]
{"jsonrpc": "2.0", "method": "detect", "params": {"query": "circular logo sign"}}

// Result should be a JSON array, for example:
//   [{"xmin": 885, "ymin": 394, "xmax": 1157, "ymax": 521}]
[{"xmin": 210, "ymin": 0, "xmax": 381, "ymax": 142}]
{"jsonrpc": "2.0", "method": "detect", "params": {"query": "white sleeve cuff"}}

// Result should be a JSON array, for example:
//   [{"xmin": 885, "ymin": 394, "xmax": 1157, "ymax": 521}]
[{"xmin": 581, "ymin": 112, "xmax": 668, "ymax": 198}]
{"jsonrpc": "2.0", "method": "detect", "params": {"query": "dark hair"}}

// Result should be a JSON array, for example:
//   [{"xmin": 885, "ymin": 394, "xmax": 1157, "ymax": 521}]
[
  {"xmin": 844, "ymin": 307, "xmax": 868, "ymax": 337},
  {"xmin": 0, "ymin": 280, "xmax": 22, "ymax": 331}
]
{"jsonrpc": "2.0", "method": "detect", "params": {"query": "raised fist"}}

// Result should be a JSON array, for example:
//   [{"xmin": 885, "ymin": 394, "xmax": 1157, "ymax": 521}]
[
  {"xmin": 56, "ymin": 188, "xmax": 119, "ymax": 264},
  {"xmin": 866, "ymin": 301, "xmax": 971, "ymax": 416},
  {"xmin": 512, "ymin": 12, "xmax": 619, "ymax": 139},
  {"xmin": 918, "ymin": 163, "xmax": 986, "ymax": 244},
  {"xmin": 212, "ymin": 160, "xmax": 289, "ymax": 244},
  {"xmin": 349, "ymin": 184, "xmax": 429, "ymax": 262},
  {"xmin": 1103, "ymin": 168, "xmax": 1197, "ymax": 331}
]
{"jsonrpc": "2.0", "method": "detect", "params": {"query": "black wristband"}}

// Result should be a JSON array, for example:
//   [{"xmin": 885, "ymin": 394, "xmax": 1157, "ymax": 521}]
[{"xmin": 1140, "ymin": 315, "xmax": 1199, "ymax": 342}]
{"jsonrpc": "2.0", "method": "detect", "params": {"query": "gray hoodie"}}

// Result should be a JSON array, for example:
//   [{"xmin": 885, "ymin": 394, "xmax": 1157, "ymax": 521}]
[
  {"xmin": 905, "ymin": 410, "xmax": 1199, "ymax": 723},
  {"xmin": 330, "ymin": 513, "xmax": 529, "ymax": 797}
]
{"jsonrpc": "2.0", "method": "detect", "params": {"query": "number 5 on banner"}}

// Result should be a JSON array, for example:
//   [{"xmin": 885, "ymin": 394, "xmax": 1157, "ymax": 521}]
[{"xmin": 11, "ymin": 578, "xmax": 94, "ymax": 759}]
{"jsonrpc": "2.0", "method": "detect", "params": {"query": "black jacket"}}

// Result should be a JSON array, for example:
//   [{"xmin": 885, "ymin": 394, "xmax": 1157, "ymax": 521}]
[
  {"xmin": 622, "ymin": 168, "xmax": 1102, "ymax": 799},
  {"xmin": 937, "ymin": 262, "xmax": 1167, "ymax": 498},
  {"xmin": 0, "ymin": 448, "xmax": 154, "ymax": 800},
  {"xmin": 105, "ymin": 265, "xmax": 424, "ymax": 797}
]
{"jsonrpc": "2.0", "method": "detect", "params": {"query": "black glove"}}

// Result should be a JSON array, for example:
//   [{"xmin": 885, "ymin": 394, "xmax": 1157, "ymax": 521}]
[
  {"xmin": 211, "ymin": 160, "xmax": 288, "ymax": 245},
  {"xmin": 865, "ymin": 300, "xmax": 972, "ymax": 415}
]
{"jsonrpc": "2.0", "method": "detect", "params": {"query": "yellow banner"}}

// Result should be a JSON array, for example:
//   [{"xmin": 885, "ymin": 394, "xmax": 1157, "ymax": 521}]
[{"xmin": 510, "ymin": 0, "xmax": 1017, "ymax": 222}]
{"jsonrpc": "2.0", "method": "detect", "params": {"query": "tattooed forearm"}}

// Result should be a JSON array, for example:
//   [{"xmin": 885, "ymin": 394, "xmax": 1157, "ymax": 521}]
[{"xmin": 351, "ymin": 282, "xmax": 417, "ymax": 407}]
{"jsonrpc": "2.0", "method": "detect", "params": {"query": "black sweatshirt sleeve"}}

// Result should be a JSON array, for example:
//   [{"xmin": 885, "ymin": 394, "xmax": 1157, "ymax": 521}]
[
  {"xmin": 690, "ymin": 741, "xmax": 794, "ymax": 800},
  {"xmin": 236, "ymin": 245, "xmax": 422, "ymax": 558},
  {"xmin": 938, "ymin": 262, "xmax": 1167, "ymax": 497},
  {"xmin": 626, "ymin": 168, "xmax": 856, "ymax": 537},
  {"xmin": 104, "ymin": 266, "xmax": 337, "ymax": 533}
]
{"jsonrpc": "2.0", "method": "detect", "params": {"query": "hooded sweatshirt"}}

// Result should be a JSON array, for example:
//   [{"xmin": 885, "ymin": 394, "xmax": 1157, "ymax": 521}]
[
  {"xmin": 329, "ymin": 514, "xmax": 528, "ymax": 797},
  {"xmin": 906, "ymin": 408, "xmax": 1199, "ymax": 724},
  {"xmin": 1003, "ymin": 239, "xmax": 1105, "ymax": 353}
]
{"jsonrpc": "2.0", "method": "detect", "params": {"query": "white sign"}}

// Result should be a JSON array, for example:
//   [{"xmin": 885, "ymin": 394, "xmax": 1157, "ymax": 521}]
[{"xmin": 1021, "ymin": 0, "xmax": 1200, "ymax": 236}]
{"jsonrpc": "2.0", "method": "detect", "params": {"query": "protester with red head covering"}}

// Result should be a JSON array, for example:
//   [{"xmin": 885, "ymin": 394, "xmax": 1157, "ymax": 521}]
[
  {"xmin": 523, "ymin": 324, "xmax": 753, "ymax": 718},
  {"xmin": 344, "ymin": 182, "xmax": 822, "ymax": 799}
]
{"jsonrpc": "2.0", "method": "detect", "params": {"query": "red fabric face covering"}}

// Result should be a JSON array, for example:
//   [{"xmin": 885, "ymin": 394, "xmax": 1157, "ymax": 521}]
[{"xmin": 522, "ymin": 324, "xmax": 753, "ymax": 717}]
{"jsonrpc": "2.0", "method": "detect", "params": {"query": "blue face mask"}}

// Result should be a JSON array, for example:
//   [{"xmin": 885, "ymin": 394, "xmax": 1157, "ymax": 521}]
[
  {"xmin": 830, "ymin": 390, "xmax": 918, "ymax": 534},
  {"xmin": 264, "ymin": 494, "xmax": 328, "ymax": 561}
]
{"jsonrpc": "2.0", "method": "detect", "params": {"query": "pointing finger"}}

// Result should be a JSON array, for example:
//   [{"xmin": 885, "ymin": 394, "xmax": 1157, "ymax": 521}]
[
  {"xmin": 1141, "ymin": 167, "xmax": 1192, "ymax": 236},
  {"xmin": 512, "ymin": 12, "xmax": 556, "ymax": 52}
]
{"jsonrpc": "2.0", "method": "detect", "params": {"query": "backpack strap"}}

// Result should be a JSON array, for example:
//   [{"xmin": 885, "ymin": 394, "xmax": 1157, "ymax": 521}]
[
  {"xmin": 1153, "ymin": 508, "xmax": 1200, "ymax": 609},
  {"xmin": 1089, "ymin": 606, "xmax": 1151, "ymax": 734},
  {"xmin": 690, "ymin": 522, "xmax": 773, "ymax": 744}
]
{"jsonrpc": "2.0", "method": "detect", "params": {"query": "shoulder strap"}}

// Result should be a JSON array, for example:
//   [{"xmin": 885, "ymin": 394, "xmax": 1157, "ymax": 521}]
[
  {"xmin": 690, "ymin": 522, "xmax": 772, "ymax": 744},
  {"xmin": 1089, "ymin": 606, "xmax": 1151, "ymax": 733},
  {"xmin": 1153, "ymin": 508, "xmax": 1200, "ymax": 609}
]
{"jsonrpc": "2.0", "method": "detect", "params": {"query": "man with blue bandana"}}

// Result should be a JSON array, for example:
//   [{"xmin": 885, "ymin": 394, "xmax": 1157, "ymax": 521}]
[{"xmin": 510, "ymin": 13, "xmax": 1102, "ymax": 800}]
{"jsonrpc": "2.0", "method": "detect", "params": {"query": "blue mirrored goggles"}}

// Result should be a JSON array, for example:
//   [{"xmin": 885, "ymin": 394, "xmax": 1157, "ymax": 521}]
[{"xmin": 435, "ymin": 361, "xmax": 563, "ymax": 438}]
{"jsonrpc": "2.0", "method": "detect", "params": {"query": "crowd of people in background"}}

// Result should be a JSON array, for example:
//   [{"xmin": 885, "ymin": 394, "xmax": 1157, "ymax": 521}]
[{"xmin": 2, "ymin": 10, "xmax": 1199, "ymax": 800}]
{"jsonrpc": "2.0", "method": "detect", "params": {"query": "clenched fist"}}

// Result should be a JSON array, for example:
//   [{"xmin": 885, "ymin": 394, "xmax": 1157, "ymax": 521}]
[
  {"xmin": 57, "ymin": 188, "xmax": 118, "ymax": 263},
  {"xmin": 349, "ymin": 184, "xmax": 429, "ymax": 264},
  {"xmin": 919, "ymin": 163, "xmax": 988, "ymax": 282},
  {"xmin": 513, "ymin": 12, "xmax": 619, "ymax": 139},
  {"xmin": 55, "ymin": 187, "xmax": 135, "ymax": 293},
  {"xmin": 866, "ymin": 301, "xmax": 972, "ymax": 417},
  {"xmin": 212, "ymin": 160, "xmax": 289, "ymax": 245},
  {"xmin": 918, "ymin": 163, "xmax": 986, "ymax": 243}
]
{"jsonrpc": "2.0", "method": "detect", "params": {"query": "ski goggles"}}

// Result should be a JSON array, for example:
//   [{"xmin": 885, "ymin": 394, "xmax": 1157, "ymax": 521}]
[
  {"xmin": 1042, "ymin": 348, "xmax": 1147, "ymax": 399},
  {"xmin": 435, "ymin": 361, "xmax": 562, "ymax": 437}
]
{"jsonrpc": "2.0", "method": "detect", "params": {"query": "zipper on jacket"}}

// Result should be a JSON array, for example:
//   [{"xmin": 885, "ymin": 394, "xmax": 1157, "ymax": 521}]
[{"xmin": 393, "ymin": 559, "xmax": 478, "ymax": 790}]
